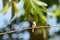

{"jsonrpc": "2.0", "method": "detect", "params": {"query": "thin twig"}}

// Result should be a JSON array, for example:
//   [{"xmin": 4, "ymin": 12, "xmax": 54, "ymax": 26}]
[
  {"xmin": 0, "ymin": 26, "xmax": 60, "ymax": 35},
  {"xmin": 0, "ymin": 30, "xmax": 17, "ymax": 35}
]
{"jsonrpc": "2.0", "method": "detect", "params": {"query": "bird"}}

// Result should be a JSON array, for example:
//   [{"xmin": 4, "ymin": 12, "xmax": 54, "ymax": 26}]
[{"xmin": 32, "ymin": 21, "xmax": 36, "ymax": 32}]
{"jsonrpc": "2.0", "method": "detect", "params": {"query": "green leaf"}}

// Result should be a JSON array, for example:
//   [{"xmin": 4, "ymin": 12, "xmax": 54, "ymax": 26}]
[
  {"xmin": 34, "ymin": 0, "xmax": 47, "ymax": 6},
  {"xmin": 53, "ymin": 5, "xmax": 60, "ymax": 17},
  {"xmin": 33, "ymin": 15, "xmax": 38, "ymax": 23},
  {"xmin": 12, "ymin": 1, "xmax": 19, "ymax": 19},
  {"xmin": 0, "ymin": 3, "xmax": 10, "ymax": 14},
  {"xmin": 40, "ymin": 6, "xmax": 48, "ymax": 12},
  {"xmin": 42, "ymin": 28, "xmax": 46, "ymax": 38},
  {"xmin": 12, "ymin": 0, "xmax": 20, "ymax": 3},
  {"xmin": 24, "ymin": 0, "xmax": 32, "ymax": 14},
  {"xmin": 12, "ymin": 1, "xmax": 19, "ymax": 13},
  {"xmin": 30, "ymin": 0, "xmax": 47, "ymax": 25}
]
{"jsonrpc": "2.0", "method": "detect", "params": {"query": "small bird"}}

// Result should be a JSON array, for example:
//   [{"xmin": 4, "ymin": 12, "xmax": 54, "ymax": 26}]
[{"xmin": 32, "ymin": 21, "xmax": 36, "ymax": 32}]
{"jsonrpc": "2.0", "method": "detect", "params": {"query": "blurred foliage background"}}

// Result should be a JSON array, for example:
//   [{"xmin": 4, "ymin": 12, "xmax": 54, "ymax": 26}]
[{"xmin": 0, "ymin": 0, "xmax": 60, "ymax": 40}]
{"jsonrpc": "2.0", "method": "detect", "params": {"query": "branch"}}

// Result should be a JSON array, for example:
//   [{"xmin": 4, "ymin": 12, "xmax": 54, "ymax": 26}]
[{"xmin": 0, "ymin": 26, "xmax": 60, "ymax": 35}]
